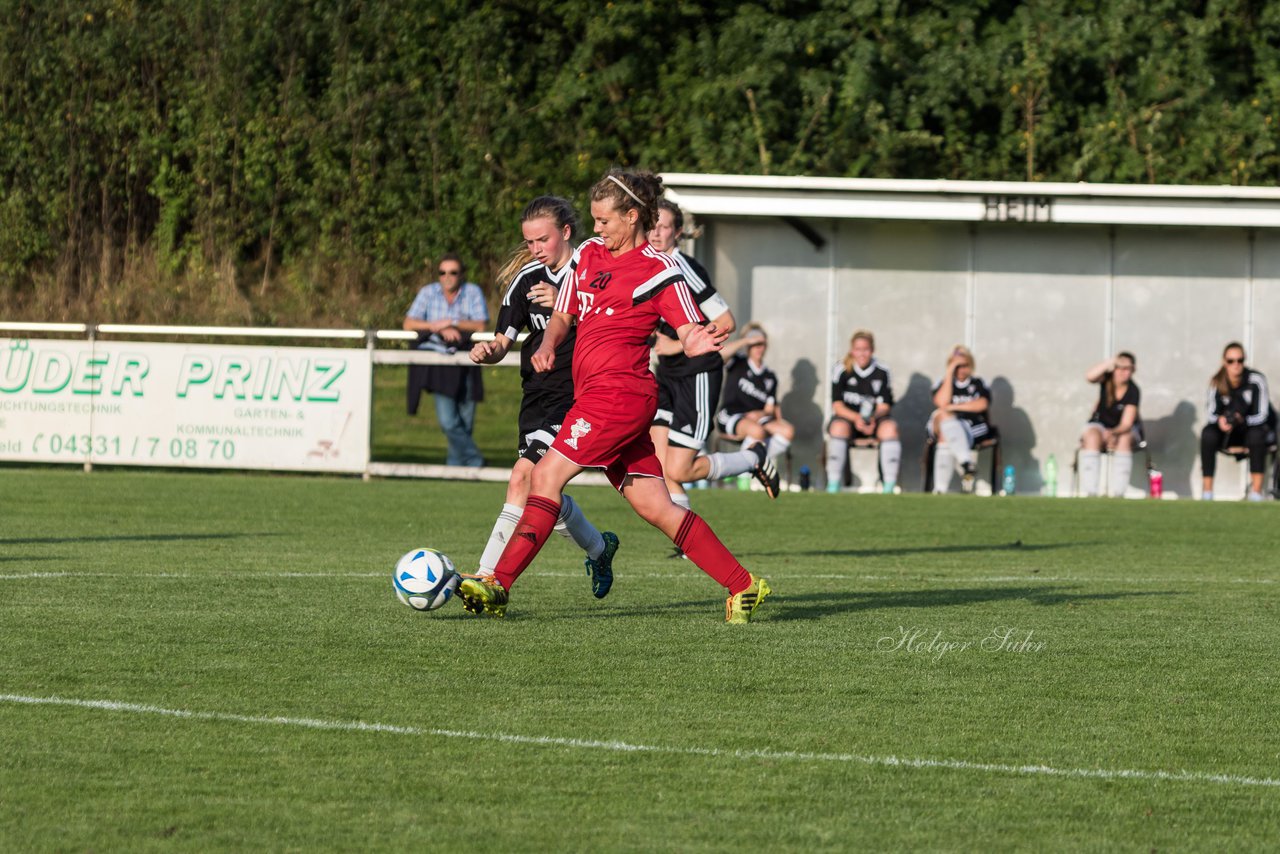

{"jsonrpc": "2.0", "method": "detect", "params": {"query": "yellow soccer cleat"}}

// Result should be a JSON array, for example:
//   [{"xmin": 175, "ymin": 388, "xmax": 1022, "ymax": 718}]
[
  {"xmin": 457, "ymin": 576, "xmax": 509, "ymax": 618},
  {"xmin": 725, "ymin": 574, "xmax": 772, "ymax": 624}
]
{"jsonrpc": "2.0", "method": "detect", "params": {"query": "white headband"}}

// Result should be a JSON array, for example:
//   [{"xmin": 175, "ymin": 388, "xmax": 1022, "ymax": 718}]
[{"xmin": 607, "ymin": 174, "xmax": 644, "ymax": 206}]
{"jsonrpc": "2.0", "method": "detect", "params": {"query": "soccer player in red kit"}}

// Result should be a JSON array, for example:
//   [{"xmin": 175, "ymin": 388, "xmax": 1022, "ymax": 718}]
[{"xmin": 457, "ymin": 169, "xmax": 771, "ymax": 623}]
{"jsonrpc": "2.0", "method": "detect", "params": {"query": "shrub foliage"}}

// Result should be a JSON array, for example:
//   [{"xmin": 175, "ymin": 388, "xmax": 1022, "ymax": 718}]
[{"xmin": 3, "ymin": 1, "xmax": 1277, "ymax": 324}]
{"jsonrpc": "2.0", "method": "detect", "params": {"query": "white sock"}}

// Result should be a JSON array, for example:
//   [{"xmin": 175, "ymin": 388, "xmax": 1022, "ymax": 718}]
[
  {"xmin": 670, "ymin": 492, "xmax": 692, "ymax": 511},
  {"xmin": 479, "ymin": 502, "xmax": 523, "ymax": 575},
  {"xmin": 939, "ymin": 418, "xmax": 972, "ymax": 467},
  {"xmin": 826, "ymin": 437, "xmax": 848, "ymax": 487},
  {"xmin": 706, "ymin": 449, "xmax": 755, "ymax": 480},
  {"xmin": 880, "ymin": 439, "xmax": 902, "ymax": 486},
  {"xmin": 766, "ymin": 434, "xmax": 790, "ymax": 461},
  {"xmin": 556, "ymin": 493, "xmax": 605, "ymax": 559},
  {"xmin": 932, "ymin": 444, "xmax": 955, "ymax": 494},
  {"xmin": 1078, "ymin": 450, "xmax": 1101, "ymax": 497},
  {"xmin": 1109, "ymin": 452, "xmax": 1133, "ymax": 498}
]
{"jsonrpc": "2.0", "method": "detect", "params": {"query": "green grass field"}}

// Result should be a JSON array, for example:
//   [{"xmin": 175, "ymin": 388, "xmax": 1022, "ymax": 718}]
[{"xmin": 2, "ymin": 467, "xmax": 1278, "ymax": 851}]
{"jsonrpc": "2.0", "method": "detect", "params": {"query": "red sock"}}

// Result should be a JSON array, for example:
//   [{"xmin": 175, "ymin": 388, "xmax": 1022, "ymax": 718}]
[
  {"xmin": 494, "ymin": 494, "xmax": 560, "ymax": 589},
  {"xmin": 673, "ymin": 512, "xmax": 752, "ymax": 595}
]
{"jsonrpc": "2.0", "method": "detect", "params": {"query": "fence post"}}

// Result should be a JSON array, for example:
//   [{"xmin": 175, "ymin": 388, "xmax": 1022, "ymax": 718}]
[
  {"xmin": 364, "ymin": 330, "xmax": 375, "ymax": 482},
  {"xmin": 84, "ymin": 324, "xmax": 97, "ymax": 474}
]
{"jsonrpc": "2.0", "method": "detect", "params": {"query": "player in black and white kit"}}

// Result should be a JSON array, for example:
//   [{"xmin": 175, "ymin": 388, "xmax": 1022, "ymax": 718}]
[
  {"xmin": 714, "ymin": 323, "xmax": 794, "ymax": 461},
  {"xmin": 929, "ymin": 345, "xmax": 991, "ymax": 493},
  {"xmin": 1078, "ymin": 351, "xmax": 1141, "ymax": 497},
  {"xmin": 648, "ymin": 200, "xmax": 779, "ymax": 510},
  {"xmin": 825, "ymin": 329, "xmax": 902, "ymax": 492},
  {"xmin": 469, "ymin": 195, "xmax": 618, "ymax": 597},
  {"xmin": 1200, "ymin": 342, "xmax": 1275, "ymax": 501}
]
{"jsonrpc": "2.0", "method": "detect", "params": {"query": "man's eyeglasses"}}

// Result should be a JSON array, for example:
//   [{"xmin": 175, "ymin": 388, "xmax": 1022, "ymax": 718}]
[
  {"xmin": 1225, "ymin": 357, "xmax": 1244, "ymax": 365},
  {"xmin": 438, "ymin": 269, "xmax": 461, "ymax": 277}
]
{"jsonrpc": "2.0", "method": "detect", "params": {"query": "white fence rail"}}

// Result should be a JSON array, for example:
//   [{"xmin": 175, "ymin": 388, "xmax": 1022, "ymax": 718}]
[{"xmin": 0, "ymin": 322, "xmax": 568, "ymax": 482}]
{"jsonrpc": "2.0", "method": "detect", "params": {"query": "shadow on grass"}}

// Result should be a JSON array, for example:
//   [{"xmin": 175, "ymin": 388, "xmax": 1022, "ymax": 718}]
[
  {"xmin": 761, "ymin": 586, "xmax": 1180, "ymax": 621},
  {"xmin": 737, "ymin": 541, "xmax": 1092, "ymax": 559},
  {"xmin": 0, "ymin": 532, "xmax": 282, "ymax": 546},
  {"xmin": 565, "ymin": 585, "xmax": 1182, "ymax": 622}
]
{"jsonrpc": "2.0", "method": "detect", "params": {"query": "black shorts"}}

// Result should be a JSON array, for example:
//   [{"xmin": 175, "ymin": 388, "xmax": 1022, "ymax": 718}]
[
  {"xmin": 651, "ymin": 367, "xmax": 723, "ymax": 451},
  {"xmin": 927, "ymin": 417, "xmax": 990, "ymax": 448},
  {"xmin": 517, "ymin": 392, "xmax": 574, "ymax": 463},
  {"xmin": 715, "ymin": 409, "xmax": 771, "ymax": 437},
  {"xmin": 827, "ymin": 415, "xmax": 893, "ymax": 437}
]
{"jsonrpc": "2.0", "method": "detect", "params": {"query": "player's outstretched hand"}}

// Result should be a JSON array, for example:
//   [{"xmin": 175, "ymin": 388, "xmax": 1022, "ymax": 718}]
[
  {"xmin": 470, "ymin": 340, "xmax": 497, "ymax": 364},
  {"xmin": 683, "ymin": 322, "xmax": 730, "ymax": 357},
  {"xmin": 531, "ymin": 345, "xmax": 556, "ymax": 373}
]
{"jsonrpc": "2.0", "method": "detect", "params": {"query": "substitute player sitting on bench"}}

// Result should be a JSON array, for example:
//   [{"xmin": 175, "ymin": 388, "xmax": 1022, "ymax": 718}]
[{"xmin": 714, "ymin": 323, "xmax": 794, "ymax": 472}]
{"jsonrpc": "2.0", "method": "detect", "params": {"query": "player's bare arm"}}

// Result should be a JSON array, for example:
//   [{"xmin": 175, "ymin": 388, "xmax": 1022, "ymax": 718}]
[
  {"xmin": 832, "ymin": 400, "xmax": 861, "ymax": 424},
  {"xmin": 677, "ymin": 321, "xmax": 729, "ymax": 358},
  {"xmin": 948, "ymin": 397, "xmax": 989, "ymax": 415},
  {"xmin": 718, "ymin": 331, "xmax": 765, "ymax": 362},
  {"xmin": 1114, "ymin": 403, "xmax": 1138, "ymax": 434},
  {"xmin": 652, "ymin": 329, "xmax": 684, "ymax": 357},
  {"xmin": 1085, "ymin": 358, "xmax": 1116, "ymax": 383},
  {"xmin": 707, "ymin": 308, "xmax": 736, "ymax": 338},
  {"xmin": 834, "ymin": 399, "xmax": 873, "ymax": 432},
  {"xmin": 470, "ymin": 334, "xmax": 512, "ymax": 365},
  {"xmin": 532, "ymin": 311, "xmax": 572, "ymax": 372}
]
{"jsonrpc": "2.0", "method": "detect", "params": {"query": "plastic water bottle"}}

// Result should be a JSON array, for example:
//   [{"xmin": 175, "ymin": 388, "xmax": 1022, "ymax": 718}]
[
  {"xmin": 1002, "ymin": 465, "xmax": 1016, "ymax": 496},
  {"xmin": 1148, "ymin": 470, "xmax": 1163, "ymax": 499},
  {"xmin": 799, "ymin": 465, "xmax": 811, "ymax": 491},
  {"xmin": 1044, "ymin": 454, "xmax": 1058, "ymax": 497}
]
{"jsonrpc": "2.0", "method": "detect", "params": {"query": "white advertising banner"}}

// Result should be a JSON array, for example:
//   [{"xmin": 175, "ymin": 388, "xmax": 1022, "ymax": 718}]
[{"xmin": 0, "ymin": 338, "xmax": 371, "ymax": 473}]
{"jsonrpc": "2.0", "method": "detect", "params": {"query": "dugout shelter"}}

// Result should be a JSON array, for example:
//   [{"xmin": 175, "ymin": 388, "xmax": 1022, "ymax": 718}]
[{"xmin": 663, "ymin": 174, "xmax": 1280, "ymax": 498}]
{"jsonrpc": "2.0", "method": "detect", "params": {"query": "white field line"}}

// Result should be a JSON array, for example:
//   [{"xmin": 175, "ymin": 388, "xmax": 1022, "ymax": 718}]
[
  {"xmin": 0, "ymin": 692, "xmax": 1275, "ymax": 790},
  {"xmin": 2, "ymin": 571, "xmax": 1275, "ymax": 584}
]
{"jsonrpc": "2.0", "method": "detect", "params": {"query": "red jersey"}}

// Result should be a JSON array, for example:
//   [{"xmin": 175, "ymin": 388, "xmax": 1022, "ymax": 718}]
[{"xmin": 554, "ymin": 237, "xmax": 705, "ymax": 398}]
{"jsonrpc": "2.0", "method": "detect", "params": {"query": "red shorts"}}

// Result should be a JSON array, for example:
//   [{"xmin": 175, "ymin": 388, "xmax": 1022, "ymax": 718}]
[{"xmin": 551, "ymin": 389, "xmax": 664, "ymax": 490}]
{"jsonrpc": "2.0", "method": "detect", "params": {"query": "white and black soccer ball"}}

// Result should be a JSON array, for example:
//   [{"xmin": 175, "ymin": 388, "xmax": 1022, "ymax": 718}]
[{"xmin": 393, "ymin": 548, "xmax": 460, "ymax": 611}]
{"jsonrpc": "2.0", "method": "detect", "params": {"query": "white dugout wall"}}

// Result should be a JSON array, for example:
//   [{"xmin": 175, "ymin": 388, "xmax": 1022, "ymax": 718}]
[{"xmin": 666, "ymin": 175, "xmax": 1280, "ymax": 498}]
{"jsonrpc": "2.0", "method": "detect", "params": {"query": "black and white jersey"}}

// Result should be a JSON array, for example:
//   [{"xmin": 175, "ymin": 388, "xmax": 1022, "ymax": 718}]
[
  {"xmin": 932, "ymin": 375, "xmax": 990, "ymax": 427},
  {"xmin": 1089, "ymin": 380, "xmax": 1140, "ymax": 429},
  {"xmin": 1206, "ymin": 370, "xmax": 1273, "ymax": 428},
  {"xmin": 494, "ymin": 259, "xmax": 575, "ymax": 396},
  {"xmin": 831, "ymin": 358, "xmax": 894, "ymax": 416},
  {"xmin": 720, "ymin": 353, "xmax": 777, "ymax": 416},
  {"xmin": 655, "ymin": 251, "xmax": 730, "ymax": 378}
]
